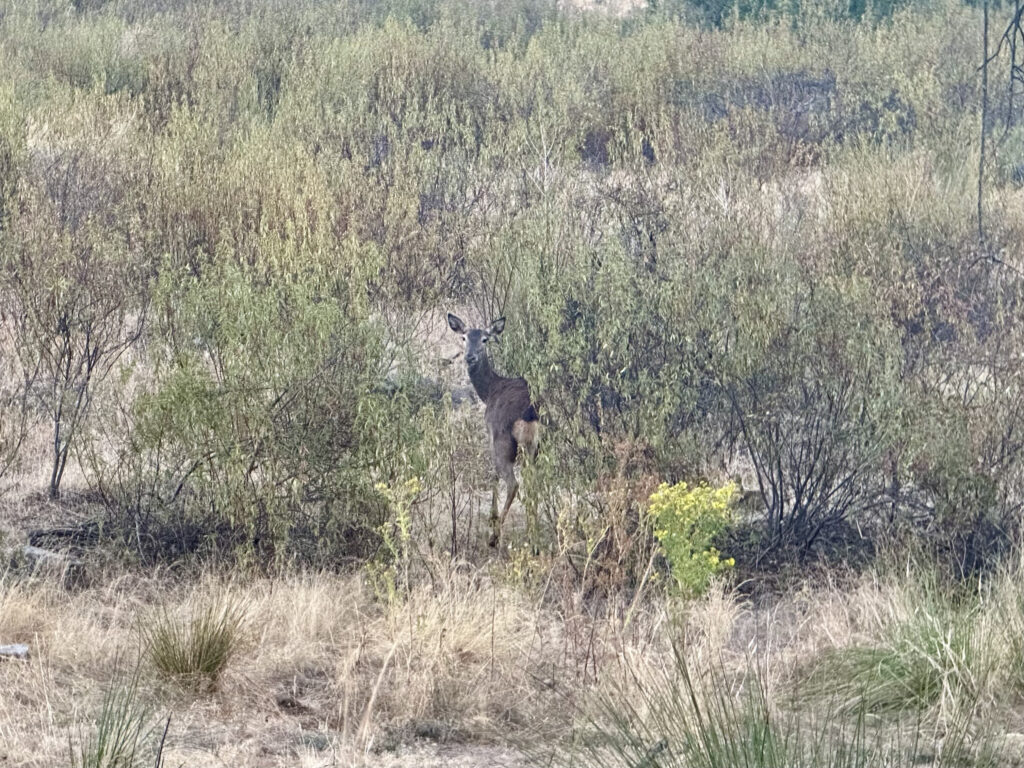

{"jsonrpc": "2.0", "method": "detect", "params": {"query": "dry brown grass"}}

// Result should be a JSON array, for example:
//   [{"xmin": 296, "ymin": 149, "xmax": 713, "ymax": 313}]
[
  {"xmin": 7, "ymin": 549, "xmax": 1024, "ymax": 766},
  {"xmin": 0, "ymin": 564, "xmax": 659, "ymax": 767}
]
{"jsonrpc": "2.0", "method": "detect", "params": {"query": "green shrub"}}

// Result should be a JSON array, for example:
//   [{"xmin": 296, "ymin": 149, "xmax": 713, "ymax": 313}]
[
  {"xmin": 91, "ymin": 254, "xmax": 409, "ymax": 567},
  {"xmin": 650, "ymin": 481, "xmax": 736, "ymax": 597},
  {"xmin": 366, "ymin": 476, "xmax": 421, "ymax": 603}
]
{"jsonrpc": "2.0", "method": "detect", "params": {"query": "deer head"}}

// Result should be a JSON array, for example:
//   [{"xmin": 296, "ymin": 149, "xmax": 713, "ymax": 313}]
[{"xmin": 447, "ymin": 313, "xmax": 505, "ymax": 370}]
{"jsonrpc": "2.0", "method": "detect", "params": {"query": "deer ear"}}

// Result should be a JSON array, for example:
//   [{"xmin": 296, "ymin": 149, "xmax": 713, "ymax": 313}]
[
  {"xmin": 447, "ymin": 313, "xmax": 467, "ymax": 334},
  {"xmin": 488, "ymin": 317, "xmax": 506, "ymax": 336}
]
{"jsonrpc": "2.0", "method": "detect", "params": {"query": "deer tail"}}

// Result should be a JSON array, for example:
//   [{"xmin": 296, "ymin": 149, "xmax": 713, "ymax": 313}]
[{"xmin": 513, "ymin": 411, "xmax": 541, "ymax": 460}]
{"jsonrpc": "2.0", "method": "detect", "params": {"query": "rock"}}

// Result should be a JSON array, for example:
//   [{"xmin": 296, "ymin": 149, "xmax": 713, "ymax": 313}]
[
  {"xmin": 0, "ymin": 644, "xmax": 29, "ymax": 660},
  {"xmin": 21, "ymin": 545, "xmax": 86, "ymax": 588}
]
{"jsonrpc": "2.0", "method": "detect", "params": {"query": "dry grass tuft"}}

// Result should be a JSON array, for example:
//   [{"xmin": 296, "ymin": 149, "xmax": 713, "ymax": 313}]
[{"xmin": 142, "ymin": 595, "xmax": 248, "ymax": 690}]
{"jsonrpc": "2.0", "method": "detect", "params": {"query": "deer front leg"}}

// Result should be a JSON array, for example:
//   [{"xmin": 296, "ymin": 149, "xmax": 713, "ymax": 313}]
[{"xmin": 487, "ymin": 432, "xmax": 500, "ymax": 548}]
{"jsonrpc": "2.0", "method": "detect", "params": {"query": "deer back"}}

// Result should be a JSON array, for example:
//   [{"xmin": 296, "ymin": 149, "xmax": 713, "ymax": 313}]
[{"xmin": 484, "ymin": 376, "xmax": 536, "ymax": 434}]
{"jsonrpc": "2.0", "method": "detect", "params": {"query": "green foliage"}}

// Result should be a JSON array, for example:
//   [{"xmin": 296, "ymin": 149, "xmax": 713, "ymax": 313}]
[
  {"xmin": 91, "ymin": 254, "xmax": 400, "ymax": 566},
  {"xmin": 651, "ymin": 481, "xmax": 737, "ymax": 597},
  {"xmin": 0, "ymin": 0, "xmax": 1018, "ymax": 570},
  {"xmin": 142, "ymin": 598, "xmax": 247, "ymax": 690},
  {"xmin": 367, "ymin": 476, "xmax": 422, "ymax": 603}
]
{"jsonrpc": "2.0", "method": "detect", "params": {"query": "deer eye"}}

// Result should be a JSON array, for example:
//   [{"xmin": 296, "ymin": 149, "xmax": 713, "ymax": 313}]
[{"xmin": 482, "ymin": 336, "xmax": 489, "ymax": 343}]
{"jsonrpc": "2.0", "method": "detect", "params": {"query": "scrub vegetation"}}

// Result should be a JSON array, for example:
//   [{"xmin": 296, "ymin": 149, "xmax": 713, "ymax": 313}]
[{"xmin": 1, "ymin": 0, "xmax": 1023, "ymax": 765}]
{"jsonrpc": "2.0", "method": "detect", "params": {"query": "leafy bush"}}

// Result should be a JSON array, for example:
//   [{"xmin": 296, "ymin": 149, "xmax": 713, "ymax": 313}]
[
  {"xmin": 91, "ymin": 255, "xmax": 409, "ymax": 567},
  {"xmin": 650, "ymin": 481, "xmax": 737, "ymax": 597}
]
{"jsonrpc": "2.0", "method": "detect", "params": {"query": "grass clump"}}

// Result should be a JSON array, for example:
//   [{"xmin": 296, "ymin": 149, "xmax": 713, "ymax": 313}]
[
  {"xmin": 560, "ymin": 645, "xmax": 993, "ymax": 768},
  {"xmin": 811, "ymin": 608, "xmax": 984, "ymax": 715},
  {"xmin": 141, "ymin": 598, "xmax": 247, "ymax": 689},
  {"xmin": 69, "ymin": 662, "xmax": 169, "ymax": 768},
  {"xmin": 806, "ymin": 569, "xmax": 993, "ymax": 717}
]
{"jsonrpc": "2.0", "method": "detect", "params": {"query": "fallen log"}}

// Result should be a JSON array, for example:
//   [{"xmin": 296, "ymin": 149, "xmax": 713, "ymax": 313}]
[
  {"xmin": 27, "ymin": 521, "xmax": 99, "ymax": 547},
  {"xmin": 21, "ymin": 545, "xmax": 86, "ymax": 588}
]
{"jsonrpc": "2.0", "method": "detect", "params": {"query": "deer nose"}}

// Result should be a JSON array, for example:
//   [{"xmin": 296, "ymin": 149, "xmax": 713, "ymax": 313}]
[{"xmin": 465, "ymin": 353, "xmax": 478, "ymax": 365}]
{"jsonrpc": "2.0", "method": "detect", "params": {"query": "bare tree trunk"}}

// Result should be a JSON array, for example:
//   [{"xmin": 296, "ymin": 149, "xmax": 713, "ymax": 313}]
[
  {"xmin": 1008, "ymin": 0, "xmax": 1020, "ymax": 135},
  {"xmin": 979, "ymin": 0, "xmax": 990, "ymax": 245}
]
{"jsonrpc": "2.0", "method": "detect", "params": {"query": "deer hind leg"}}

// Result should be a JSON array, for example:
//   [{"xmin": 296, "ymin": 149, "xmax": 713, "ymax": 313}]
[
  {"xmin": 497, "ymin": 462, "xmax": 519, "ymax": 539},
  {"xmin": 512, "ymin": 419, "xmax": 541, "ymax": 551}
]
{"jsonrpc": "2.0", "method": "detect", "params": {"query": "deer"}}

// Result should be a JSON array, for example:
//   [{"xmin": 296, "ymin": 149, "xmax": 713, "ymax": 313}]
[{"xmin": 447, "ymin": 313, "xmax": 540, "ymax": 548}]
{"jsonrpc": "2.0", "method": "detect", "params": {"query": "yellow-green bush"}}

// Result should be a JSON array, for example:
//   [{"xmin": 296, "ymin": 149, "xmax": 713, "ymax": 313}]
[
  {"xmin": 367, "ymin": 476, "xmax": 422, "ymax": 603},
  {"xmin": 650, "ymin": 481, "xmax": 737, "ymax": 597}
]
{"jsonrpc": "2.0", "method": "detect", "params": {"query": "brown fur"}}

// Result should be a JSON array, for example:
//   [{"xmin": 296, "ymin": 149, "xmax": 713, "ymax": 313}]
[{"xmin": 447, "ymin": 313, "xmax": 541, "ymax": 547}]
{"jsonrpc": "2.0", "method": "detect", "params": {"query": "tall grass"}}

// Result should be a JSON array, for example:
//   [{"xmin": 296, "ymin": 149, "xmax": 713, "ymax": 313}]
[
  {"xmin": 558, "ymin": 644, "xmax": 995, "ymax": 768},
  {"xmin": 68, "ymin": 661, "xmax": 169, "ymax": 768},
  {"xmin": 10, "ymin": 556, "xmax": 1024, "ymax": 765},
  {"xmin": 803, "ymin": 563, "xmax": 998, "ymax": 720},
  {"xmin": 141, "ymin": 597, "xmax": 247, "ymax": 689}
]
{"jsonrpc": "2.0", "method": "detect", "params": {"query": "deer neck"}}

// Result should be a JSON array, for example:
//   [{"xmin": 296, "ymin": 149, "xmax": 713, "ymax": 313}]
[{"xmin": 467, "ymin": 355, "xmax": 499, "ymax": 403}]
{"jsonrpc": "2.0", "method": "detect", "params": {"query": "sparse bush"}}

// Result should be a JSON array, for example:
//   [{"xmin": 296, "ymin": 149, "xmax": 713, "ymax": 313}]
[
  {"xmin": 5, "ymin": 0, "xmax": 1024, "ymax": 763},
  {"xmin": 1, "ymin": 100, "xmax": 152, "ymax": 499},
  {"xmin": 0, "ymin": 318, "xmax": 36, "ymax": 494},
  {"xmin": 723, "ymin": 281, "xmax": 904, "ymax": 560}
]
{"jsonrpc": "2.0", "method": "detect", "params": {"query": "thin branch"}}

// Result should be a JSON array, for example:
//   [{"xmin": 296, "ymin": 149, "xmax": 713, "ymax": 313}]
[{"xmin": 979, "ymin": 0, "xmax": 990, "ymax": 245}]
